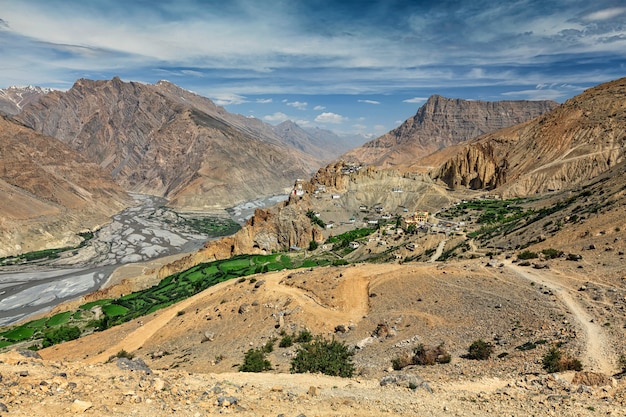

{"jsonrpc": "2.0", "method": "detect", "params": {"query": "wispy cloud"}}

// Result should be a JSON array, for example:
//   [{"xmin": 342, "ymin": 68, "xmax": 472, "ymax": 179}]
[
  {"xmin": 584, "ymin": 7, "xmax": 626, "ymax": 21},
  {"xmin": 313, "ymin": 105, "xmax": 326, "ymax": 110},
  {"xmin": 263, "ymin": 112, "xmax": 289, "ymax": 123},
  {"xmin": 256, "ymin": 98, "xmax": 272, "ymax": 104},
  {"xmin": 358, "ymin": 99, "xmax": 380, "ymax": 105},
  {"xmin": 403, "ymin": 97, "xmax": 428, "ymax": 104},
  {"xmin": 315, "ymin": 112, "xmax": 347, "ymax": 124},
  {"xmin": 287, "ymin": 101, "xmax": 308, "ymax": 110},
  {"xmin": 211, "ymin": 93, "xmax": 247, "ymax": 106}
]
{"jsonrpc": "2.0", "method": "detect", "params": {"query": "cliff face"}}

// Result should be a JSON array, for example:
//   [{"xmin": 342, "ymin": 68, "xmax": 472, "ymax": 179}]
[
  {"xmin": 16, "ymin": 78, "xmax": 321, "ymax": 210},
  {"xmin": 0, "ymin": 116, "xmax": 131, "ymax": 256},
  {"xmin": 343, "ymin": 95, "xmax": 557, "ymax": 167},
  {"xmin": 432, "ymin": 77, "xmax": 626, "ymax": 196},
  {"xmin": 0, "ymin": 85, "xmax": 50, "ymax": 115}
]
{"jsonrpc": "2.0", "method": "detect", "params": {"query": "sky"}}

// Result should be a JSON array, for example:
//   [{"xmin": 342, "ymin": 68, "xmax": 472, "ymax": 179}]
[{"xmin": 1, "ymin": 0, "xmax": 625, "ymax": 137}]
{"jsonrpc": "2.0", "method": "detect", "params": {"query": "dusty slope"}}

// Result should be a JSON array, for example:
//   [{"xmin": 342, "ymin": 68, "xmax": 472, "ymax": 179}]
[
  {"xmin": 429, "ymin": 77, "xmax": 626, "ymax": 195},
  {"xmin": 14, "ymin": 256, "xmax": 623, "ymax": 416},
  {"xmin": 0, "ymin": 115, "xmax": 131, "ymax": 256}
]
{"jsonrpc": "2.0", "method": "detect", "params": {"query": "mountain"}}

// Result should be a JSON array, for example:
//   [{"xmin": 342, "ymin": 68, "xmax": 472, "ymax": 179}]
[
  {"xmin": 272, "ymin": 120, "xmax": 369, "ymax": 162},
  {"xmin": 0, "ymin": 85, "xmax": 51, "ymax": 115},
  {"xmin": 0, "ymin": 115, "xmax": 131, "ymax": 256},
  {"xmin": 430, "ymin": 77, "xmax": 626, "ymax": 195},
  {"xmin": 343, "ymin": 95, "xmax": 557, "ymax": 167},
  {"xmin": 16, "ymin": 78, "xmax": 323, "ymax": 210}
]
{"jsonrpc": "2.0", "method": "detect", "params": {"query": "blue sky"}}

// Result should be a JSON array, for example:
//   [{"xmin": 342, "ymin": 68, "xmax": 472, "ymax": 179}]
[{"xmin": 1, "ymin": 0, "xmax": 625, "ymax": 136}]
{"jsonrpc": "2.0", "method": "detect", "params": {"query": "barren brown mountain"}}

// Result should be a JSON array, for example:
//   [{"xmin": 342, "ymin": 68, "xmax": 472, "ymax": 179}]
[
  {"xmin": 429, "ymin": 77, "xmax": 626, "ymax": 195},
  {"xmin": 0, "ymin": 115, "xmax": 131, "ymax": 256},
  {"xmin": 16, "ymin": 78, "xmax": 322, "ymax": 210},
  {"xmin": 343, "ymin": 95, "xmax": 557, "ymax": 167}
]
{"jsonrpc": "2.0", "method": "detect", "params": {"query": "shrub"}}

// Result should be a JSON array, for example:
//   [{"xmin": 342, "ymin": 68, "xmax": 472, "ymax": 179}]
[
  {"xmin": 413, "ymin": 343, "xmax": 451, "ymax": 365},
  {"xmin": 308, "ymin": 240, "xmax": 319, "ymax": 251},
  {"xmin": 517, "ymin": 250, "xmax": 538, "ymax": 260},
  {"xmin": 279, "ymin": 334, "xmax": 294, "ymax": 348},
  {"xmin": 391, "ymin": 351, "xmax": 413, "ymax": 370},
  {"xmin": 239, "ymin": 348, "xmax": 272, "ymax": 372},
  {"xmin": 294, "ymin": 329, "xmax": 313, "ymax": 343},
  {"xmin": 262, "ymin": 339, "xmax": 275, "ymax": 353},
  {"xmin": 290, "ymin": 337, "xmax": 355, "ymax": 377},
  {"xmin": 41, "ymin": 325, "xmax": 81, "ymax": 348},
  {"xmin": 542, "ymin": 347, "xmax": 583, "ymax": 373},
  {"xmin": 541, "ymin": 248, "xmax": 563, "ymax": 259},
  {"xmin": 466, "ymin": 339, "xmax": 494, "ymax": 360}
]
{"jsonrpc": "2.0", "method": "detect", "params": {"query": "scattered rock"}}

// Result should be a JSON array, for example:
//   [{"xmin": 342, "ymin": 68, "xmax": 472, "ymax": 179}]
[
  {"xmin": 116, "ymin": 357, "xmax": 152, "ymax": 374},
  {"xmin": 201, "ymin": 331, "xmax": 215, "ymax": 343},
  {"xmin": 70, "ymin": 399, "xmax": 93, "ymax": 413},
  {"xmin": 238, "ymin": 304, "xmax": 250, "ymax": 314},
  {"xmin": 572, "ymin": 372, "xmax": 612, "ymax": 387}
]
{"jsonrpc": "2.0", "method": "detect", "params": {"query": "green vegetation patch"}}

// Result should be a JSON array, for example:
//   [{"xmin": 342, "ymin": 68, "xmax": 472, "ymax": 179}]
[
  {"xmin": 79, "ymin": 299, "xmax": 113, "ymax": 310},
  {"xmin": 102, "ymin": 304, "xmax": 129, "ymax": 318},
  {"xmin": 2, "ymin": 326, "xmax": 35, "ymax": 342},
  {"xmin": 46, "ymin": 312, "xmax": 72, "ymax": 327}
]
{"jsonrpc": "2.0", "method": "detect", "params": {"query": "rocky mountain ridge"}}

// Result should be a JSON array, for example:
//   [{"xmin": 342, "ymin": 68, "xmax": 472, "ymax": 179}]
[
  {"xmin": 343, "ymin": 95, "xmax": 557, "ymax": 167},
  {"xmin": 15, "ymin": 78, "xmax": 323, "ymax": 211},
  {"xmin": 430, "ymin": 77, "xmax": 626, "ymax": 195},
  {"xmin": 0, "ymin": 115, "xmax": 131, "ymax": 256}
]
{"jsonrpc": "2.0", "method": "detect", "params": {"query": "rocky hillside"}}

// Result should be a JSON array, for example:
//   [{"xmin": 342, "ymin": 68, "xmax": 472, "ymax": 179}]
[
  {"xmin": 0, "ymin": 116, "xmax": 131, "ymax": 256},
  {"xmin": 430, "ymin": 77, "xmax": 626, "ymax": 195},
  {"xmin": 0, "ymin": 85, "xmax": 50, "ymax": 115},
  {"xmin": 343, "ymin": 95, "xmax": 557, "ymax": 167},
  {"xmin": 15, "ymin": 78, "xmax": 322, "ymax": 210}
]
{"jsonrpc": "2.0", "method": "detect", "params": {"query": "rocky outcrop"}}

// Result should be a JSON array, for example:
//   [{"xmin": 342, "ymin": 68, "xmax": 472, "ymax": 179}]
[
  {"xmin": 0, "ymin": 115, "xmax": 131, "ymax": 256},
  {"xmin": 432, "ymin": 77, "xmax": 626, "ymax": 195},
  {"xmin": 16, "ymin": 78, "xmax": 322, "ymax": 210},
  {"xmin": 343, "ymin": 95, "xmax": 557, "ymax": 167}
]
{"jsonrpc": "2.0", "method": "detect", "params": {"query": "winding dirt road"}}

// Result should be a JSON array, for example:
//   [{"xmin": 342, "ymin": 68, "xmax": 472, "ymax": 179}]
[{"xmin": 505, "ymin": 261, "xmax": 616, "ymax": 375}]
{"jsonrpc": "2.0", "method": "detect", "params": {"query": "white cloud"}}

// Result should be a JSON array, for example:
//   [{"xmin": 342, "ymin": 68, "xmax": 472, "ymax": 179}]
[
  {"xmin": 211, "ymin": 93, "xmax": 247, "ymax": 106},
  {"xmin": 287, "ymin": 101, "xmax": 307, "ymax": 110},
  {"xmin": 358, "ymin": 99, "xmax": 380, "ymax": 105},
  {"xmin": 402, "ymin": 97, "xmax": 428, "ymax": 104},
  {"xmin": 256, "ymin": 98, "xmax": 272, "ymax": 104},
  {"xmin": 313, "ymin": 105, "xmax": 326, "ymax": 110},
  {"xmin": 584, "ymin": 7, "xmax": 626, "ymax": 21},
  {"xmin": 263, "ymin": 112, "xmax": 289, "ymax": 123},
  {"xmin": 315, "ymin": 112, "xmax": 347, "ymax": 124}
]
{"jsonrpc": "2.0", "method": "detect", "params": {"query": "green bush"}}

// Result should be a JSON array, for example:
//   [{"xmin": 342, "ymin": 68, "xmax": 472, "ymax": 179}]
[
  {"xmin": 290, "ymin": 337, "xmax": 355, "ymax": 377},
  {"xmin": 279, "ymin": 334, "xmax": 294, "ymax": 348},
  {"xmin": 466, "ymin": 339, "xmax": 494, "ymax": 360},
  {"xmin": 517, "ymin": 250, "xmax": 538, "ymax": 260},
  {"xmin": 239, "ymin": 348, "xmax": 272, "ymax": 372},
  {"xmin": 542, "ymin": 347, "xmax": 583, "ymax": 373},
  {"xmin": 294, "ymin": 329, "xmax": 313, "ymax": 343},
  {"xmin": 42, "ymin": 325, "xmax": 81, "ymax": 348},
  {"xmin": 308, "ymin": 240, "xmax": 319, "ymax": 251},
  {"xmin": 541, "ymin": 248, "xmax": 563, "ymax": 259}
]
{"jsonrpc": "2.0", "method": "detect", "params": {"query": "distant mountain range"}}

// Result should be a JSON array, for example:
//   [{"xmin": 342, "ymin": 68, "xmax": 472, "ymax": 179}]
[
  {"xmin": 0, "ymin": 85, "xmax": 51, "ymax": 115},
  {"xmin": 15, "ymin": 78, "xmax": 349, "ymax": 210}
]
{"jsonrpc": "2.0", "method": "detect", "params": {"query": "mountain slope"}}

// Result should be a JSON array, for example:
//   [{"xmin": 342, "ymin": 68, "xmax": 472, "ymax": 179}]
[
  {"xmin": 0, "ymin": 116, "xmax": 131, "ymax": 256},
  {"xmin": 343, "ymin": 95, "xmax": 557, "ymax": 167},
  {"xmin": 0, "ymin": 85, "xmax": 50, "ymax": 115},
  {"xmin": 430, "ymin": 77, "xmax": 626, "ymax": 195},
  {"xmin": 272, "ymin": 120, "xmax": 368, "ymax": 162},
  {"xmin": 16, "ymin": 78, "xmax": 321, "ymax": 210}
]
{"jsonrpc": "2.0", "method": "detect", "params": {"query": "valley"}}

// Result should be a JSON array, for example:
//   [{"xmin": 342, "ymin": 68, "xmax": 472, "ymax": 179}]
[{"xmin": 0, "ymin": 76, "xmax": 625, "ymax": 416}]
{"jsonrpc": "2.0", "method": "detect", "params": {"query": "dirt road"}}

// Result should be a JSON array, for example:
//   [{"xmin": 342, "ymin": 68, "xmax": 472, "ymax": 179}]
[{"xmin": 505, "ymin": 261, "xmax": 616, "ymax": 375}]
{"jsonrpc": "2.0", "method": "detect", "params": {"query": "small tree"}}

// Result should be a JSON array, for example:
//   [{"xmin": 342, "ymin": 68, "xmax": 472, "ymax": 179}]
[
  {"xmin": 290, "ymin": 337, "xmax": 355, "ymax": 377},
  {"xmin": 239, "ymin": 348, "xmax": 272, "ymax": 372},
  {"xmin": 308, "ymin": 240, "xmax": 319, "ymax": 251},
  {"xmin": 41, "ymin": 325, "xmax": 81, "ymax": 348},
  {"xmin": 466, "ymin": 339, "xmax": 494, "ymax": 360},
  {"xmin": 542, "ymin": 347, "xmax": 582, "ymax": 373}
]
